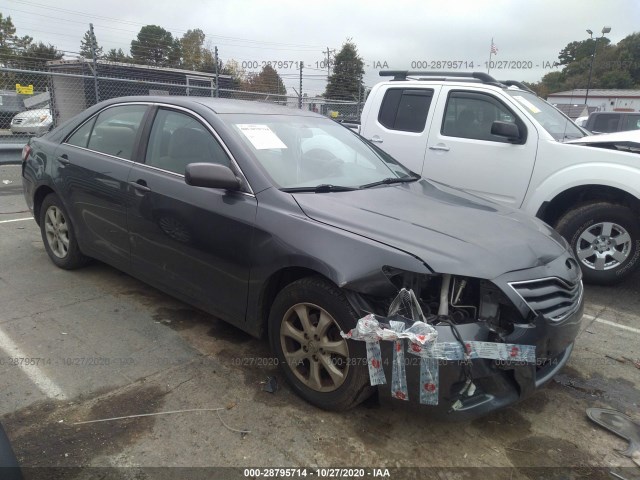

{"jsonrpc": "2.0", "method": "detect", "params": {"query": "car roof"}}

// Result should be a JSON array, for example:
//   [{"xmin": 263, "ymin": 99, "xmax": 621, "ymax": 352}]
[
  {"xmin": 589, "ymin": 111, "xmax": 636, "ymax": 116},
  {"xmin": 101, "ymin": 95, "xmax": 321, "ymax": 117}
]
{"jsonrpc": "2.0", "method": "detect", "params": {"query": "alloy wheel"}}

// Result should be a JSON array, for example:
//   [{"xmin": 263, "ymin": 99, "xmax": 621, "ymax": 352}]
[
  {"xmin": 576, "ymin": 221, "xmax": 631, "ymax": 271},
  {"xmin": 44, "ymin": 206, "xmax": 70, "ymax": 258},
  {"xmin": 280, "ymin": 303, "xmax": 349, "ymax": 392}
]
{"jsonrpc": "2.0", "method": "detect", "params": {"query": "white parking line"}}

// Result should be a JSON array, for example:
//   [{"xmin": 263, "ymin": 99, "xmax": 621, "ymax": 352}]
[
  {"xmin": 0, "ymin": 217, "xmax": 32, "ymax": 224},
  {"xmin": 583, "ymin": 313, "xmax": 640, "ymax": 335},
  {"xmin": 0, "ymin": 327, "xmax": 67, "ymax": 399}
]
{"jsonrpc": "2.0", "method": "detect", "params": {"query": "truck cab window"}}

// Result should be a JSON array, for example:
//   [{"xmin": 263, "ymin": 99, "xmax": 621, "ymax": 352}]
[{"xmin": 378, "ymin": 89, "xmax": 433, "ymax": 133}]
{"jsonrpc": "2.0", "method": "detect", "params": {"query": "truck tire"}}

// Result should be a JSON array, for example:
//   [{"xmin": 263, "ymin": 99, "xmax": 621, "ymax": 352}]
[{"xmin": 555, "ymin": 202, "xmax": 640, "ymax": 285}]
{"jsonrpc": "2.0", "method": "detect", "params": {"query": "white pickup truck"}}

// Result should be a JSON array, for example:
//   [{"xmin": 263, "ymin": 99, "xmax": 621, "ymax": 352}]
[{"xmin": 358, "ymin": 71, "xmax": 640, "ymax": 285}]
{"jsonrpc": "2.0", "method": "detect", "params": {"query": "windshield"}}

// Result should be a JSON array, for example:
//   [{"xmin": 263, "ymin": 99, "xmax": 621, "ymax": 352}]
[
  {"xmin": 505, "ymin": 90, "xmax": 586, "ymax": 141},
  {"xmin": 221, "ymin": 114, "xmax": 415, "ymax": 189}
]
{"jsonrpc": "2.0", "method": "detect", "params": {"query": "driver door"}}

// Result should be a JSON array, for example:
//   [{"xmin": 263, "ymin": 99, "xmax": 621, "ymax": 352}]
[{"xmin": 127, "ymin": 106, "xmax": 257, "ymax": 324}]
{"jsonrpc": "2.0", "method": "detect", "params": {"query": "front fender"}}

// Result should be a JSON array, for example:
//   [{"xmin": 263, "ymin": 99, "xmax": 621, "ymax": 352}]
[{"xmin": 522, "ymin": 142, "xmax": 640, "ymax": 215}]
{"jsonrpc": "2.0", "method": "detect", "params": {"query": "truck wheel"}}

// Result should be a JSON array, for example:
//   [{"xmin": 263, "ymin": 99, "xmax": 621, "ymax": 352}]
[
  {"xmin": 555, "ymin": 202, "xmax": 640, "ymax": 285},
  {"xmin": 268, "ymin": 276, "xmax": 374, "ymax": 411}
]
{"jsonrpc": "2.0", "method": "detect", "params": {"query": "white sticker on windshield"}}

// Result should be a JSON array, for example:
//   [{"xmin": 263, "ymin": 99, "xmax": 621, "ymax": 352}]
[
  {"xmin": 236, "ymin": 124, "xmax": 287, "ymax": 150},
  {"xmin": 512, "ymin": 95, "xmax": 541, "ymax": 114}
]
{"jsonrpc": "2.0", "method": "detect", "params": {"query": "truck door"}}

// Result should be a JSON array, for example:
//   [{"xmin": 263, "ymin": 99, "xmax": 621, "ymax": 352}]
[
  {"xmin": 423, "ymin": 87, "xmax": 538, "ymax": 208},
  {"xmin": 360, "ymin": 86, "xmax": 441, "ymax": 174}
]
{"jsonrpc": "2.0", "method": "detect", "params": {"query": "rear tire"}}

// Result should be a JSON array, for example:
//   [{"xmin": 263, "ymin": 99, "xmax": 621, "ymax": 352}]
[
  {"xmin": 268, "ymin": 276, "xmax": 374, "ymax": 411},
  {"xmin": 555, "ymin": 202, "xmax": 640, "ymax": 285},
  {"xmin": 39, "ymin": 193, "xmax": 89, "ymax": 270}
]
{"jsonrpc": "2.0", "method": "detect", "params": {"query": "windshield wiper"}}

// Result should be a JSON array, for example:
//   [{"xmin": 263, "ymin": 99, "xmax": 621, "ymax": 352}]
[
  {"xmin": 281, "ymin": 184, "xmax": 358, "ymax": 193},
  {"xmin": 359, "ymin": 176, "xmax": 419, "ymax": 189}
]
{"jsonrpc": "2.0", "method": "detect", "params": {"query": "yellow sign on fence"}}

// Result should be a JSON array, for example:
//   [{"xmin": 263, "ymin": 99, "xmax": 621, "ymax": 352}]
[{"xmin": 16, "ymin": 84, "xmax": 34, "ymax": 95}]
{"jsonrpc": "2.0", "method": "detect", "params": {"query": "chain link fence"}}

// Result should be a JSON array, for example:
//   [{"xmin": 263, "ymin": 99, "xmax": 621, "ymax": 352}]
[{"xmin": 0, "ymin": 60, "xmax": 364, "ymax": 143}]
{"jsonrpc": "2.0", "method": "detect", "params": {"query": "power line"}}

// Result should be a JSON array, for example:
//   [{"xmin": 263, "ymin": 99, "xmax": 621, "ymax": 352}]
[{"xmin": 7, "ymin": 0, "xmax": 326, "ymax": 50}]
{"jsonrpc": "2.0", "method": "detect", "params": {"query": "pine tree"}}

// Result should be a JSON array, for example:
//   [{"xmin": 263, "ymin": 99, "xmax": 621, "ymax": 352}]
[
  {"xmin": 79, "ymin": 29, "xmax": 103, "ymax": 59},
  {"xmin": 324, "ymin": 39, "xmax": 364, "ymax": 101}
]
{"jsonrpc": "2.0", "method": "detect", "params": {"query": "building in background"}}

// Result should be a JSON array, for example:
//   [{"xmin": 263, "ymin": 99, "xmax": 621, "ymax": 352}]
[{"xmin": 547, "ymin": 89, "xmax": 640, "ymax": 117}]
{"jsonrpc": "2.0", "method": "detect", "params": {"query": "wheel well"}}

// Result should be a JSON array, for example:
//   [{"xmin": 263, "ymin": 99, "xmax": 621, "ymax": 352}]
[
  {"xmin": 258, "ymin": 267, "xmax": 332, "ymax": 338},
  {"xmin": 32, "ymin": 185, "xmax": 55, "ymax": 225},
  {"xmin": 538, "ymin": 185, "xmax": 640, "ymax": 226}
]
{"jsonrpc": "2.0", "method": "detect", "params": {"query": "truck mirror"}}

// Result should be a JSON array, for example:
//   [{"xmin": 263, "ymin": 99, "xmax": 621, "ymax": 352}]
[{"xmin": 491, "ymin": 121, "xmax": 521, "ymax": 141}]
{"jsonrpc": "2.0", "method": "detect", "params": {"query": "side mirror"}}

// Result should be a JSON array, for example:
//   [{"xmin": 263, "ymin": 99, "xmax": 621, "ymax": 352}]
[
  {"xmin": 185, "ymin": 163, "xmax": 241, "ymax": 190},
  {"xmin": 491, "ymin": 121, "xmax": 521, "ymax": 142}
]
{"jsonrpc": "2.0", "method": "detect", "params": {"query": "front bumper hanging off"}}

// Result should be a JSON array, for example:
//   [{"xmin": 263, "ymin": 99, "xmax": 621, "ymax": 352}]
[{"xmin": 343, "ymin": 288, "xmax": 583, "ymax": 420}]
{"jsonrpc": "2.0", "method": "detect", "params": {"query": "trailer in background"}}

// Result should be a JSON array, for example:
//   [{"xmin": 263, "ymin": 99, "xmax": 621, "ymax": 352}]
[{"xmin": 46, "ymin": 59, "xmax": 232, "ymax": 125}]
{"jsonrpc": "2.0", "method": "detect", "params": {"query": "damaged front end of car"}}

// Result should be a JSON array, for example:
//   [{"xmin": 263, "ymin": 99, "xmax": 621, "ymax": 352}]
[{"xmin": 342, "ymin": 252, "xmax": 584, "ymax": 420}]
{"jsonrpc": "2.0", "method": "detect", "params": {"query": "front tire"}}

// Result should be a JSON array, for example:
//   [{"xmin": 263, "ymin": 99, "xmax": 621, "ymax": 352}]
[
  {"xmin": 268, "ymin": 276, "xmax": 374, "ymax": 411},
  {"xmin": 39, "ymin": 193, "xmax": 89, "ymax": 270},
  {"xmin": 555, "ymin": 202, "xmax": 640, "ymax": 285}
]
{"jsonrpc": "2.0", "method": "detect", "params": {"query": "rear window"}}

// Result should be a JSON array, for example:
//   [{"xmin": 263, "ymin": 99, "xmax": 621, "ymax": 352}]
[
  {"xmin": 378, "ymin": 89, "xmax": 433, "ymax": 133},
  {"xmin": 592, "ymin": 114, "xmax": 621, "ymax": 133}
]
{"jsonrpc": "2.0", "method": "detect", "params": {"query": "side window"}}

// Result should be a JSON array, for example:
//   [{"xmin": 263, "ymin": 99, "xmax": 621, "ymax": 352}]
[
  {"xmin": 378, "ymin": 89, "xmax": 433, "ymax": 132},
  {"xmin": 442, "ymin": 92, "xmax": 518, "ymax": 142},
  {"xmin": 145, "ymin": 109, "xmax": 231, "ymax": 175},
  {"xmin": 623, "ymin": 114, "xmax": 640, "ymax": 131},
  {"xmin": 66, "ymin": 117, "xmax": 96, "ymax": 148},
  {"xmin": 593, "ymin": 114, "xmax": 620, "ymax": 133},
  {"xmin": 86, "ymin": 105, "xmax": 147, "ymax": 159}
]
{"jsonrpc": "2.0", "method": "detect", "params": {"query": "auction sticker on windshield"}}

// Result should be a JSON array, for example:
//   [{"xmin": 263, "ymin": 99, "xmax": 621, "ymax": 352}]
[{"xmin": 236, "ymin": 124, "xmax": 288, "ymax": 149}]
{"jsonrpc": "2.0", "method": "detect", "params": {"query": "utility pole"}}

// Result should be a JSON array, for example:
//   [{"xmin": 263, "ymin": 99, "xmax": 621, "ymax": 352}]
[
  {"xmin": 89, "ymin": 23, "xmax": 100, "ymax": 103},
  {"xmin": 214, "ymin": 46, "xmax": 219, "ymax": 98},
  {"xmin": 299, "ymin": 61, "xmax": 303, "ymax": 109},
  {"xmin": 324, "ymin": 47, "xmax": 335, "ymax": 80}
]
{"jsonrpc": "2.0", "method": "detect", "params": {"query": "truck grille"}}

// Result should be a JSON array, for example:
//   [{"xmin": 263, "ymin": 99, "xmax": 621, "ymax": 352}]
[{"xmin": 509, "ymin": 277, "xmax": 583, "ymax": 321}]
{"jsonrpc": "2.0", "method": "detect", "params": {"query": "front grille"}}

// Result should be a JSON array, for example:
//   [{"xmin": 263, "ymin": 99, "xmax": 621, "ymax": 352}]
[
  {"xmin": 509, "ymin": 277, "xmax": 583, "ymax": 321},
  {"xmin": 13, "ymin": 118, "xmax": 24, "ymax": 125}
]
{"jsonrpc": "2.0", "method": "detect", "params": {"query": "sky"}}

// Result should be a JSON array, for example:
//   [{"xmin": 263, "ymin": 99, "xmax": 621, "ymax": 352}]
[{"xmin": 3, "ymin": 0, "xmax": 639, "ymax": 96}]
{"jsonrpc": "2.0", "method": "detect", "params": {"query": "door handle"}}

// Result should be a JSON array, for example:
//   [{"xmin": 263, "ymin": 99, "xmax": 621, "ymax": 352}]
[
  {"xmin": 129, "ymin": 180, "xmax": 151, "ymax": 192},
  {"xmin": 428, "ymin": 145, "xmax": 450, "ymax": 152},
  {"xmin": 57, "ymin": 154, "xmax": 70, "ymax": 165},
  {"xmin": 369, "ymin": 137, "xmax": 384, "ymax": 143}
]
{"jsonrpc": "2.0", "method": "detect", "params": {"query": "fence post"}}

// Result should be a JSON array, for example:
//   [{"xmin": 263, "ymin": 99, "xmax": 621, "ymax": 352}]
[
  {"xmin": 89, "ymin": 23, "xmax": 100, "ymax": 104},
  {"xmin": 299, "ymin": 61, "xmax": 303, "ymax": 109},
  {"xmin": 214, "ymin": 46, "xmax": 219, "ymax": 98}
]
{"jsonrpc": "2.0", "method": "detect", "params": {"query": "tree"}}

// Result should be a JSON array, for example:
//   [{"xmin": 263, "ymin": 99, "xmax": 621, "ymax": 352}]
[
  {"xmin": 615, "ymin": 33, "xmax": 640, "ymax": 85},
  {"xmin": 19, "ymin": 42, "xmax": 63, "ymax": 69},
  {"xmin": 526, "ymin": 32, "xmax": 640, "ymax": 97},
  {"xmin": 104, "ymin": 48, "xmax": 131, "ymax": 63},
  {"xmin": 244, "ymin": 64, "xmax": 286, "ymax": 95},
  {"xmin": 0, "ymin": 13, "xmax": 32, "ymax": 67},
  {"xmin": 324, "ymin": 39, "xmax": 364, "ymax": 100},
  {"xmin": 130, "ymin": 25, "xmax": 180, "ymax": 67},
  {"xmin": 181, "ymin": 29, "xmax": 205, "ymax": 71},
  {"xmin": 558, "ymin": 38, "xmax": 610, "ymax": 66},
  {"xmin": 220, "ymin": 58, "xmax": 245, "ymax": 90},
  {"xmin": 79, "ymin": 28, "xmax": 103, "ymax": 59}
]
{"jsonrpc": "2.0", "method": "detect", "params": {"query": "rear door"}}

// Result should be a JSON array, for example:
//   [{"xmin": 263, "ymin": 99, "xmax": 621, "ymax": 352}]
[
  {"xmin": 422, "ymin": 87, "xmax": 538, "ymax": 207},
  {"xmin": 53, "ymin": 103, "xmax": 149, "ymax": 270},
  {"xmin": 126, "ymin": 106, "xmax": 257, "ymax": 324},
  {"xmin": 360, "ymin": 86, "xmax": 441, "ymax": 174}
]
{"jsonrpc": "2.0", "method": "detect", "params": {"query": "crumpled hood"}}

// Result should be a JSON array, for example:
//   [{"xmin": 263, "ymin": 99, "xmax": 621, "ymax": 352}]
[{"xmin": 292, "ymin": 180, "xmax": 567, "ymax": 279}]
